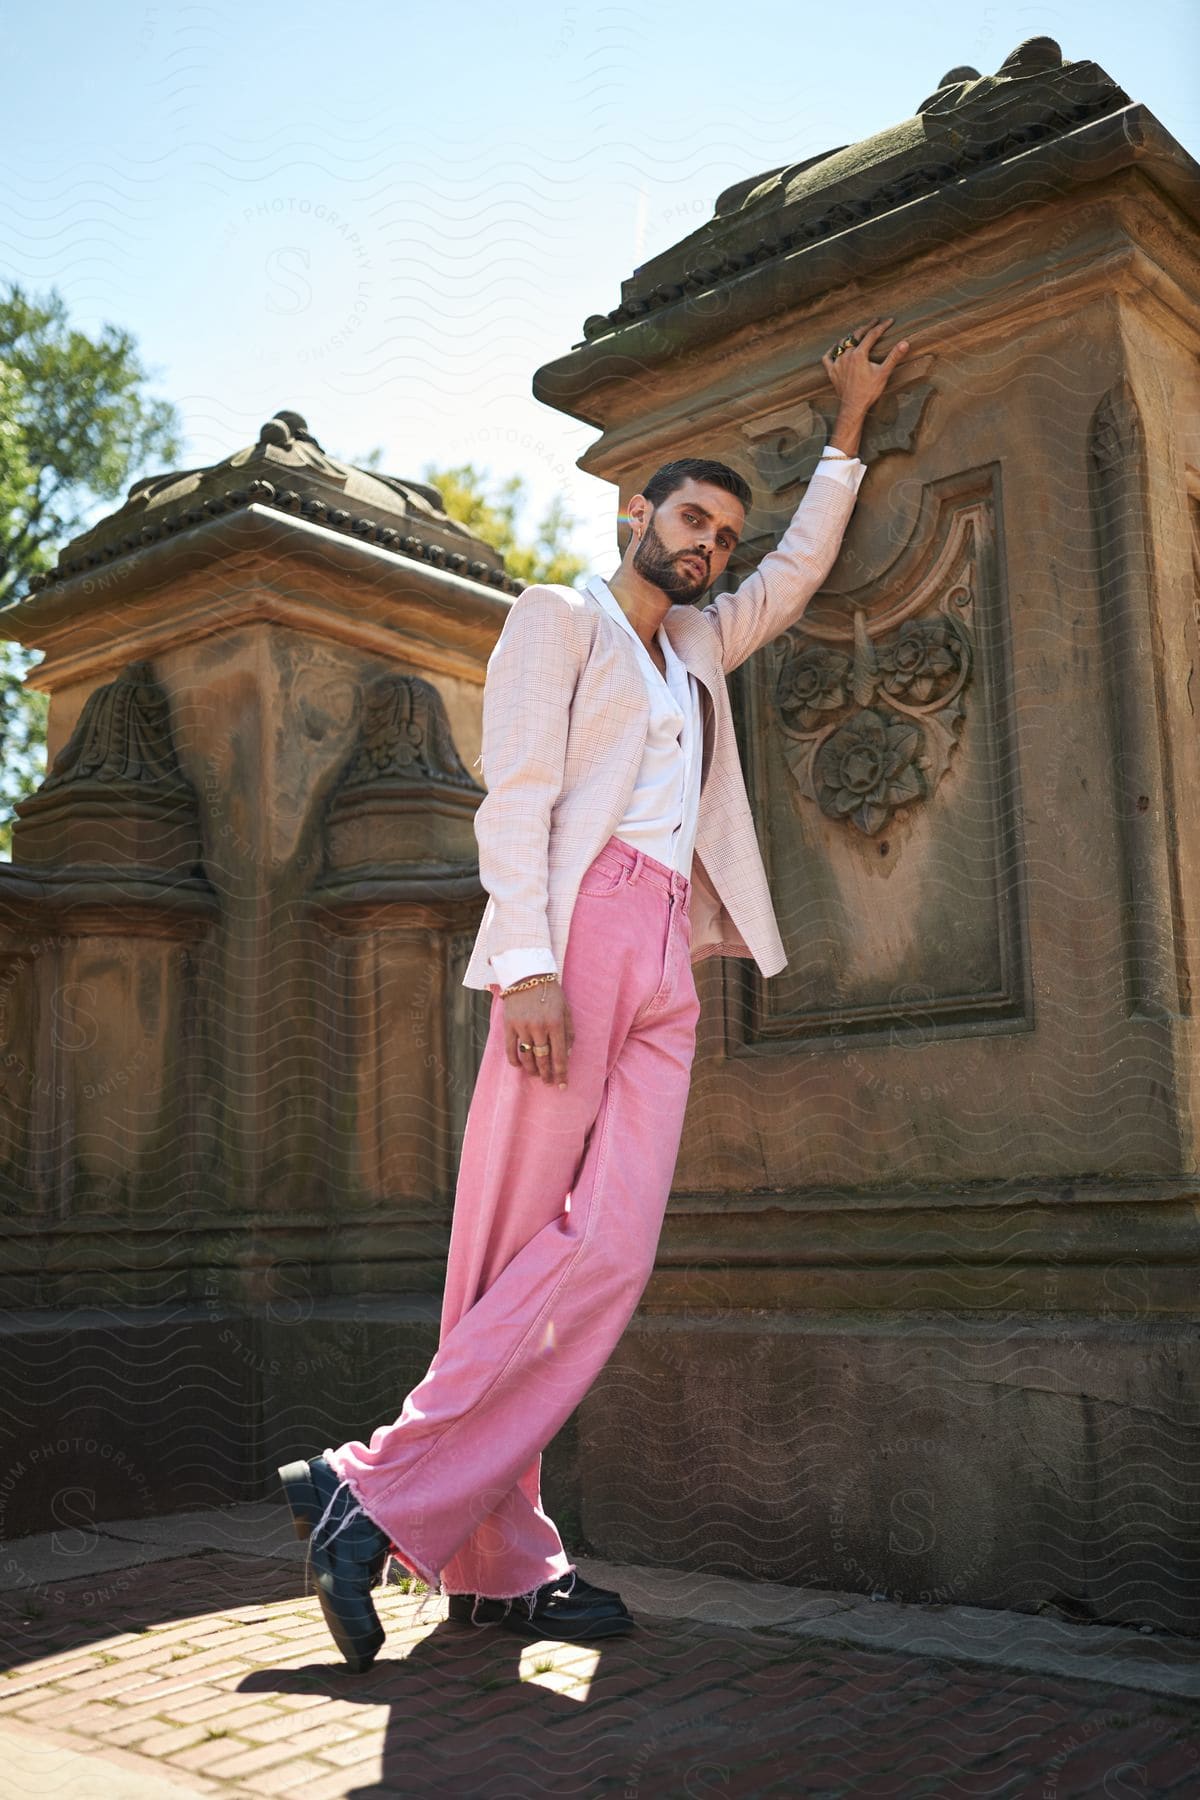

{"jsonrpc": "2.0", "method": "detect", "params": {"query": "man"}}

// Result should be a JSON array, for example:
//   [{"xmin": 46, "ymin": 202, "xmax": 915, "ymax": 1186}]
[{"xmin": 279, "ymin": 318, "xmax": 910, "ymax": 1669}]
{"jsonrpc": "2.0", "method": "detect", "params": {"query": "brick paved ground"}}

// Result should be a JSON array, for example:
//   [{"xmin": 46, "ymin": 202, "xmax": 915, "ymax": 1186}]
[{"xmin": 1, "ymin": 1545, "xmax": 1197, "ymax": 1798}]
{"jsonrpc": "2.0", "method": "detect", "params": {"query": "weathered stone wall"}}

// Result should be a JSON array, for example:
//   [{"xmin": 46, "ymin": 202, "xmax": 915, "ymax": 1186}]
[{"xmin": 536, "ymin": 39, "xmax": 1200, "ymax": 1631}]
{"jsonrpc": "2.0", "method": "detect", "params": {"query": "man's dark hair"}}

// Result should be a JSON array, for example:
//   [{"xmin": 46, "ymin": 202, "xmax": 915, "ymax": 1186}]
[{"xmin": 641, "ymin": 457, "xmax": 752, "ymax": 513}]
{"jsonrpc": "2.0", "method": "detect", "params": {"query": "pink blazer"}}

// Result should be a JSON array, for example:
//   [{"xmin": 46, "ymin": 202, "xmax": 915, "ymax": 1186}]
[{"xmin": 461, "ymin": 468, "xmax": 862, "ymax": 992}]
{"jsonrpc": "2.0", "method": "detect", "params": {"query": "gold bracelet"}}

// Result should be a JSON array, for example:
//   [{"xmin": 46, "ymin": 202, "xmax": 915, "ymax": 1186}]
[{"xmin": 499, "ymin": 972, "xmax": 558, "ymax": 998}]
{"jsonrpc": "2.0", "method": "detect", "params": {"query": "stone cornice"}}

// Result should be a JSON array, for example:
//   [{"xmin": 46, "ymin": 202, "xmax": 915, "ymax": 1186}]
[
  {"xmin": 22, "ymin": 409, "xmax": 521, "ymax": 602},
  {"xmin": 557, "ymin": 197, "xmax": 1200, "ymax": 489},
  {"xmin": 0, "ymin": 504, "xmax": 515, "ymax": 693},
  {"xmin": 0, "ymin": 864, "xmax": 218, "ymax": 936},
  {"xmin": 535, "ymin": 105, "xmax": 1200, "ymax": 427}
]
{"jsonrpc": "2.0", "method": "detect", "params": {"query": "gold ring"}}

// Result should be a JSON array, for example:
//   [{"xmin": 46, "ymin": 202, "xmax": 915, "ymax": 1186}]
[{"xmin": 830, "ymin": 334, "xmax": 859, "ymax": 360}]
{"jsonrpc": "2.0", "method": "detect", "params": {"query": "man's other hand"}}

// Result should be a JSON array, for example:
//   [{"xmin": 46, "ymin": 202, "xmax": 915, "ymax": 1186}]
[{"xmin": 503, "ymin": 980, "xmax": 575, "ymax": 1090}]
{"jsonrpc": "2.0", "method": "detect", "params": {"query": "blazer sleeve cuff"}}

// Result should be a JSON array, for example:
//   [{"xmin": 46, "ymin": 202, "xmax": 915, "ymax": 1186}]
[
  {"xmin": 814, "ymin": 447, "xmax": 868, "ymax": 494},
  {"xmin": 491, "ymin": 947, "xmax": 558, "ymax": 988}
]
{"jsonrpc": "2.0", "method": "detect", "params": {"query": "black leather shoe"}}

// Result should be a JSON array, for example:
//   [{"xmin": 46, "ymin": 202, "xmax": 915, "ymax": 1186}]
[
  {"xmin": 448, "ymin": 1574, "xmax": 634, "ymax": 1640},
  {"xmin": 278, "ymin": 1455, "xmax": 391, "ymax": 1672}
]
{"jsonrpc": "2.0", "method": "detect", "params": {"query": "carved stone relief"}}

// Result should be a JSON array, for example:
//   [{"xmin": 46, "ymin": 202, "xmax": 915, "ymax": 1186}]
[
  {"xmin": 769, "ymin": 494, "xmax": 984, "ymax": 837},
  {"xmin": 40, "ymin": 659, "xmax": 191, "ymax": 796},
  {"xmin": 11, "ymin": 659, "xmax": 203, "ymax": 873},
  {"xmin": 323, "ymin": 672, "xmax": 483, "ymax": 874},
  {"xmin": 741, "ymin": 379, "xmax": 936, "ymax": 497},
  {"xmin": 336, "ymin": 674, "xmax": 482, "ymax": 795}
]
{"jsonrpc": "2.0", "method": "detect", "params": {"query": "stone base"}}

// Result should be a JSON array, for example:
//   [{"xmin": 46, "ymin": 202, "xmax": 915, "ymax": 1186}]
[
  {"xmin": 577, "ymin": 1313, "xmax": 1200, "ymax": 1636},
  {"xmin": 0, "ymin": 1301, "xmax": 582, "ymax": 1554}
]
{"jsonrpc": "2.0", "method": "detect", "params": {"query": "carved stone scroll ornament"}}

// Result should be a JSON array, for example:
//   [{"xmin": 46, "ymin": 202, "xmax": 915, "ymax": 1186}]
[
  {"xmin": 40, "ymin": 660, "xmax": 189, "ymax": 794},
  {"xmin": 322, "ymin": 673, "xmax": 483, "ymax": 876},
  {"xmin": 337, "ymin": 674, "xmax": 482, "ymax": 794},
  {"xmin": 741, "ymin": 379, "xmax": 936, "ymax": 499},
  {"xmin": 11, "ymin": 660, "xmax": 203, "ymax": 872},
  {"xmin": 775, "ymin": 602, "xmax": 973, "ymax": 837}
]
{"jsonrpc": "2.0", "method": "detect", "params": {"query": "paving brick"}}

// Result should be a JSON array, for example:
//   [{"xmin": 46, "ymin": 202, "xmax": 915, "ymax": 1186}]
[
  {"xmin": 254, "ymin": 1757, "xmax": 364, "ymax": 1799},
  {"xmin": 311, "ymin": 1732, "xmax": 391, "ymax": 1769},
  {"xmin": 126, "ymin": 1685, "xmax": 231, "ymax": 1723},
  {"xmin": 253, "ymin": 1756, "xmax": 352, "ymax": 1800},
  {"xmin": 91, "ymin": 1692, "xmax": 183, "ymax": 1735},
  {"xmin": 6, "ymin": 1651, "xmax": 109, "ymax": 1682},
  {"xmin": 131, "ymin": 1722, "xmax": 217, "ymax": 1759},
  {"xmin": 0, "ymin": 1686, "xmax": 56, "ymax": 1714},
  {"xmin": 1132, "ymin": 1736, "xmax": 1200, "ymax": 1792},
  {"xmin": 202, "ymin": 1721, "xmax": 359, "ymax": 1777},
  {"xmin": 169, "ymin": 1734, "xmax": 295, "ymax": 1777},
  {"xmin": 53, "ymin": 1666, "xmax": 180, "ymax": 1700},
  {"xmin": 162, "ymin": 1690, "xmax": 281, "ymax": 1727},
  {"xmin": 271, "ymin": 1689, "xmax": 341, "ymax": 1710},
  {"xmin": 92, "ymin": 1716, "xmax": 182, "ymax": 1747},
  {"xmin": 13, "ymin": 1700, "xmax": 119, "ymax": 1735},
  {"xmin": 111, "ymin": 1661, "xmax": 252, "ymax": 1699},
  {"xmin": 1049, "ymin": 1736, "xmax": 1187, "ymax": 1795},
  {"xmin": 231, "ymin": 1703, "xmax": 342, "ymax": 1743},
  {"xmin": 3, "ymin": 1538, "xmax": 1193, "ymax": 1800}
]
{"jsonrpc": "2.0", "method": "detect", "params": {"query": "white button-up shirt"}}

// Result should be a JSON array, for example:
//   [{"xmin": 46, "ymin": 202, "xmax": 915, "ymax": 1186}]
[
  {"xmin": 581, "ymin": 569, "xmax": 703, "ymax": 879},
  {"xmin": 489, "ymin": 450, "xmax": 867, "ymax": 989}
]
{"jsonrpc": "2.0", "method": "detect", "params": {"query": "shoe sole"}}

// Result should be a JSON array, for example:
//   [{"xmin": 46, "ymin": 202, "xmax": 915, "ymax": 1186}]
[
  {"xmin": 277, "ymin": 1459, "xmax": 386, "ymax": 1673},
  {"xmin": 447, "ymin": 1596, "xmax": 632, "ymax": 1626}
]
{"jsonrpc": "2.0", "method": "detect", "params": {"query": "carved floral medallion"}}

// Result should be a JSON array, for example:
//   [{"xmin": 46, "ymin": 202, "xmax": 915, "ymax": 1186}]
[{"xmin": 774, "ymin": 601, "xmax": 972, "ymax": 837}]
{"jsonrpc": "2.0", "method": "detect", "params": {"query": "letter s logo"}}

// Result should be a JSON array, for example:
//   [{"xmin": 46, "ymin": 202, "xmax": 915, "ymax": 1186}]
[
  {"xmin": 51, "ymin": 1486, "xmax": 98, "ymax": 1558},
  {"xmin": 264, "ymin": 246, "xmax": 312, "ymax": 316}
]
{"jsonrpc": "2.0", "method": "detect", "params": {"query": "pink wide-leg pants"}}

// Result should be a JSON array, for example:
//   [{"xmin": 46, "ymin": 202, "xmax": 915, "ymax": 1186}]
[{"xmin": 323, "ymin": 835, "xmax": 701, "ymax": 1602}]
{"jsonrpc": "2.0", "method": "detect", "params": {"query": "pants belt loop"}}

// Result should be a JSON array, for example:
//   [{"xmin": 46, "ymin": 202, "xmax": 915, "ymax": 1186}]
[{"xmin": 629, "ymin": 847, "xmax": 644, "ymax": 885}]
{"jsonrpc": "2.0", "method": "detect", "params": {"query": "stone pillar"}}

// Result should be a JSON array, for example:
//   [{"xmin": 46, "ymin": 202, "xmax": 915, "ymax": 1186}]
[
  {"xmin": 535, "ymin": 40, "xmax": 1200, "ymax": 1630},
  {"xmin": 0, "ymin": 413, "xmax": 514, "ymax": 1528}
]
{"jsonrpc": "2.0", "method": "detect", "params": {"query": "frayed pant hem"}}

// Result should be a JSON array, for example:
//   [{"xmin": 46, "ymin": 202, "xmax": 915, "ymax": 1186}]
[
  {"xmin": 321, "ymin": 1452, "xmax": 578, "ymax": 1617},
  {"xmin": 317, "ymin": 1451, "xmax": 443, "ymax": 1597},
  {"xmin": 438, "ymin": 1563, "xmax": 579, "ymax": 1626}
]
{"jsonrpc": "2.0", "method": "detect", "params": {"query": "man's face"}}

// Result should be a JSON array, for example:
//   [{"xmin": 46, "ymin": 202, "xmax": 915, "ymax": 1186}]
[{"xmin": 628, "ymin": 479, "xmax": 745, "ymax": 604}]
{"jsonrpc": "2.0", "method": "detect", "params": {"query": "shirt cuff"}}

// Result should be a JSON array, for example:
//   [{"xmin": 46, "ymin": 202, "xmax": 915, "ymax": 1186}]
[
  {"xmin": 490, "ymin": 947, "xmax": 558, "ymax": 989},
  {"xmin": 814, "ymin": 446, "xmax": 868, "ymax": 493}
]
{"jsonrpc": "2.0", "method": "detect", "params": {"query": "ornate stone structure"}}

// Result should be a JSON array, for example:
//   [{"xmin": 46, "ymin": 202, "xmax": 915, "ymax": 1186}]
[
  {"xmin": 536, "ymin": 40, "xmax": 1200, "ymax": 1631},
  {"xmin": 1, "ymin": 42, "xmax": 1197, "ymax": 1629},
  {"xmin": 0, "ymin": 415, "xmax": 524, "ymax": 1531}
]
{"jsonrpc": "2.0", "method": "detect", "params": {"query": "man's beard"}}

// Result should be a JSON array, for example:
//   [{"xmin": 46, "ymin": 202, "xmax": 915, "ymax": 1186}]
[{"xmin": 631, "ymin": 516, "xmax": 710, "ymax": 602}]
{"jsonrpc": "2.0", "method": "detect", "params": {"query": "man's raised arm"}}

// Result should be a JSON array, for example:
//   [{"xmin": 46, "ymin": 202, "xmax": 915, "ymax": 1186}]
[
  {"xmin": 700, "ymin": 316, "xmax": 910, "ymax": 675},
  {"xmin": 700, "ymin": 450, "xmax": 867, "ymax": 675}
]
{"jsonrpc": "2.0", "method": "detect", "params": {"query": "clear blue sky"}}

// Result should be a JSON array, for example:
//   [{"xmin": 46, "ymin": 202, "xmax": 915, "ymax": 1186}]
[{"xmin": 4, "ymin": 0, "xmax": 1196, "ymax": 568}]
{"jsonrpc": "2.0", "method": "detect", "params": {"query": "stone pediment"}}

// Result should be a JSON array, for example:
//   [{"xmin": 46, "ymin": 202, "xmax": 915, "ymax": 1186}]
[
  {"xmin": 582, "ymin": 38, "xmax": 1130, "ymax": 343},
  {"xmin": 32, "ymin": 410, "xmax": 519, "ymax": 596}
]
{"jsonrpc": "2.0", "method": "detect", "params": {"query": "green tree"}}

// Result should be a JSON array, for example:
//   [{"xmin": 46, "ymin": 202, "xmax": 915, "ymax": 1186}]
[
  {"xmin": 420, "ymin": 462, "xmax": 584, "ymax": 587},
  {"xmin": 0, "ymin": 283, "xmax": 183, "ymax": 856}
]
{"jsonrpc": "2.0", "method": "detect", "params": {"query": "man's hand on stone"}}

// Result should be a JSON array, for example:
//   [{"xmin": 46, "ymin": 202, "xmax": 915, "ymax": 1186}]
[
  {"xmin": 822, "ymin": 316, "xmax": 911, "ymax": 417},
  {"xmin": 504, "ymin": 980, "xmax": 574, "ymax": 1090}
]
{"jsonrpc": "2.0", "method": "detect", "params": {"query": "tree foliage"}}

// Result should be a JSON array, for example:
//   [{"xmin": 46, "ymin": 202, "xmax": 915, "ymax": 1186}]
[
  {"xmin": 0, "ymin": 283, "xmax": 183, "ymax": 855},
  {"xmin": 421, "ymin": 462, "xmax": 585, "ymax": 587}
]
